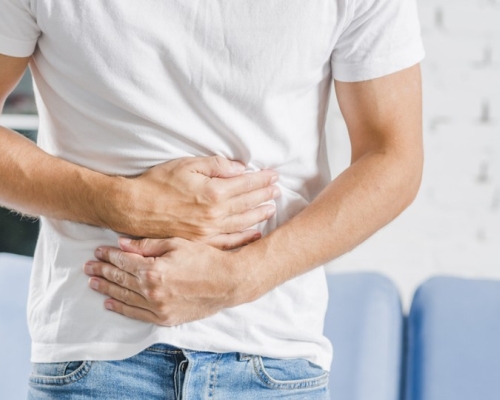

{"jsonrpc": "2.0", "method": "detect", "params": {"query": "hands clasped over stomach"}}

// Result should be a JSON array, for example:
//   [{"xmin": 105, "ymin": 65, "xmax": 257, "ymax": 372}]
[{"xmin": 85, "ymin": 155, "xmax": 280, "ymax": 325}]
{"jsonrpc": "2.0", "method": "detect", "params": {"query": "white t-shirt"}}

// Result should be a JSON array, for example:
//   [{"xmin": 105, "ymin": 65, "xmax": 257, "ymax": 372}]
[{"xmin": 0, "ymin": 0, "xmax": 424, "ymax": 371}]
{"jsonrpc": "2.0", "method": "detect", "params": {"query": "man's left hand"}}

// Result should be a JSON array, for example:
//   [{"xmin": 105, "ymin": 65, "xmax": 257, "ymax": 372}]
[{"xmin": 83, "ymin": 237, "xmax": 256, "ymax": 326}]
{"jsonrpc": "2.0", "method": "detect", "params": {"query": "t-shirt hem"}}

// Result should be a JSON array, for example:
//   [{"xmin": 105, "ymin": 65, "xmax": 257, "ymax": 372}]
[
  {"xmin": 0, "ymin": 33, "xmax": 37, "ymax": 57},
  {"xmin": 332, "ymin": 41, "xmax": 425, "ymax": 82},
  {"xmin": 31, "ymin": 335, "xmax": 333, "ymax": 372}
]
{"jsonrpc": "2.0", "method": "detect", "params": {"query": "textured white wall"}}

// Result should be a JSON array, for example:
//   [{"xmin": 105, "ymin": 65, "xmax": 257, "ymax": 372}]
[{"xmin": 325, "ymin": 0, "xmax": 500, "ymax": 311}]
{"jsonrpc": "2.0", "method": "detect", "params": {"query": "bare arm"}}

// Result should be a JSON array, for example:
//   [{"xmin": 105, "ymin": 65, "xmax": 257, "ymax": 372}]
[
  {"xmin": 0, "ymin": 53, "xmax": 280, "ymax": 249},
  {"xmin": 239, "ymin": 63, "xmax": 423, "ymax": 292},
  {"xmin": 86, "ymin": 64, "xmax": 423, "ymax": 325}
]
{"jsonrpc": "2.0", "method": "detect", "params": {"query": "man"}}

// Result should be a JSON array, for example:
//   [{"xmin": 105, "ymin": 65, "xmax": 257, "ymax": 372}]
[{"xmin": 0, "ymin": 0, "xmax": 424, "ymax": 398}]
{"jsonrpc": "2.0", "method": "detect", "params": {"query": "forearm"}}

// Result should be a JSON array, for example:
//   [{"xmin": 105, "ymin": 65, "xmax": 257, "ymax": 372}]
[
  {"xmin": 0, "ymin": 126, "xmax": 127, "ymax": 229},
  {"xmin": 0, "ymin": 126, "xmax": 278, "ymax": 246},
  {"xmin": 84, "ymin": 66, "xmax": 424, "ymax": 325},
  {"xmin": 237, "ymin": 146, "xmax": 423, "ymax": 301},
  {"xmin": 86, "ymin": 145, "xmax": 424, "ymax": 325}
]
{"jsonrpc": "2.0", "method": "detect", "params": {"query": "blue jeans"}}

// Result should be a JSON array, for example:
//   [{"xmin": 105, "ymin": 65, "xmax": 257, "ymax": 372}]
[{"xmin": 28, "ymin": 343, "xmax": 330, "ymax": 399}]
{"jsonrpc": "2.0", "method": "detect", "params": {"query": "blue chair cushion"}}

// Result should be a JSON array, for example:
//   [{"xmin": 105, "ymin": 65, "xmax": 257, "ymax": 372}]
[
  {"xmin": 324, "ymin": 272, "xmax": 404, "ymax": 400},
  {"xmin": 406, "ymin": 276, "xmax": 500, "ymax": 400},
  {"xmin": 0, "ymin": 253, "xmax": 33, "ymax": 400}
]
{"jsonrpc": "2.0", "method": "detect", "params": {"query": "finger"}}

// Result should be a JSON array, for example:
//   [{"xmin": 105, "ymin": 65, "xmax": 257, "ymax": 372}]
[
  {"xmin": 211, "ymin": 169, "xmax": 279, "ymax": 200},
  {"xmin": 89, "ymin": 277, "xmax": 148, "ymax": 309},
  {"xmin": 206, "ymin": 229, "xmax": 262, "ymax": 250},
  {"xmin": 95, "ymin": 246, "xmax": 145, "ymax": 276},
  {"xmin": 103, "ymin": 299, "xmax": 160, "ymax": 324},
  {"xmin": 221, "ymin": 204, "xmax": 276, "ymax": 233},
  {"xmin": 118, "ymin": 237, "xmax": 180, "ymax": 257},
  {"xmin": 189, "ymin": 155, "xmax": 246, "ymax": 178},
  {"xmin": 83, "ymin": 261, "xmax": 143, "ymax": 296},
  {"xmin": 226, "ymin": 185, "xmax": 281, "ymax": 215}
]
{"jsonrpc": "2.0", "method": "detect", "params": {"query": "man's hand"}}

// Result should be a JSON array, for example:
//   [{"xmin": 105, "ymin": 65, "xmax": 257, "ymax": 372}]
[
  {"xmin": 115, "ymin": 156, "xmax": 281, "ymax": 249},
  {"xmin": 1, "ymin": 53, "xmax": 280, "ymax": 250},
  {"xmin": 84, "ymin": 64, "xmax": 424, "ymax": 326},
  {"xmin": 83, "ymin": 237, "xmax": 250, "ymax": 326}
]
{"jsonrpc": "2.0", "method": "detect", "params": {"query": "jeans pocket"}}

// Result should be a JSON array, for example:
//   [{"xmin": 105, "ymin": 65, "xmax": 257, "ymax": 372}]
[
  {"xmin": 29, "ymin": 360, "xmax": 92, "ymax": 386},
  {"xmin": 252, "ymin": 356, "xmax": 329, "ymax": 390}
]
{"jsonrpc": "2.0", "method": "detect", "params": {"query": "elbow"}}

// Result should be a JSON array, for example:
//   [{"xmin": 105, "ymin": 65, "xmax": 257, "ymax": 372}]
[{"xmin": 397, "ymin": 147, "xmax": 424, "ymax": 212}]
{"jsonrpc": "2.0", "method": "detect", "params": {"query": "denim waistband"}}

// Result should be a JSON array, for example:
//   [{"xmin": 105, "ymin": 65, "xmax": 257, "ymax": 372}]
[{"xmin": 145, "ymin": 343, "xmax": 184, "ymax": 354}]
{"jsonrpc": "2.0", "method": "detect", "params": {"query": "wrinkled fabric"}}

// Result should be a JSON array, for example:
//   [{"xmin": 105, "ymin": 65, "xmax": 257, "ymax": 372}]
[{"xmin": 0, "ymin": 0, "xmax": 424, "ymax": 372}]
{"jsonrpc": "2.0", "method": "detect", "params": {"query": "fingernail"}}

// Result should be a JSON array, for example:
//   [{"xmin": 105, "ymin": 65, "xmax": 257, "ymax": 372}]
[
  {"xmin": 90, "ymin": 279, "xmax": 99, "ymax": 290},
  {"xmin": 270, "ymin": 174, "xmax": 279, "ymax": 184},
  {"xmin": 104, "ymin": 301, "xmax": 113, "ymax": 310},
  {"xmin": 272, "ymin": 187, "xmax": 281, "ymax": 198},
  {"xmin": 119, "ymin": 237, "xmax": 132, "ymax": 246},
  {"xmin": 252, "ymin": 233, "xmax": 261, "ymax": 241},
  {"xmin": 95, "ymin": 248, "xmax": 103, "ymax": 258},
  {"xmin": 84, "ymin": 262, "xmax": 94, "ymax": 274}
]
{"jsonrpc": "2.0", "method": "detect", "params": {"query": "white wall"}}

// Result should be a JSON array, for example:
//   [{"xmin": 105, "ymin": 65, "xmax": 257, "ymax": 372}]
[{"xmin": 325, "ymin": 0, "xmax": 500, "ymax": 311}]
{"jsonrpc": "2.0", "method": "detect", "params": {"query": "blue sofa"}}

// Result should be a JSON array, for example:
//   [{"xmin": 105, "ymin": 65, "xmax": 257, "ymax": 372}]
[{"xmin": 2, "ymin": 252, "xmax": 500, "ymax": 400}]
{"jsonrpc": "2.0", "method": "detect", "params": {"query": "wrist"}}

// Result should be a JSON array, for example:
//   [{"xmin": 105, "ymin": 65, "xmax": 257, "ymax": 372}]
[
  {"xmin": 95, "ymin": 175, "xmax": 135, "ymax": 235},
  {"xmin": 228, "ymin": 240, "xmax": 276, "ymax": 306}
]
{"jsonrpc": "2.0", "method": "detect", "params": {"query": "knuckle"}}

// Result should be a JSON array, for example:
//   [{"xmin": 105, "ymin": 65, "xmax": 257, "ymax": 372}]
[
  {"xmin": 114, "ymin": 252, "xmax": 125, "ymax": 269},
  {"xmin": 112, "ymin": 270, "xmax": 125, "ymax": 285},
  {"xmin": 121, "ymin": 289, "xmax": 131, "ymax": 304},
  {"xmin": 142, "ymin": 287, "xmax": 153, "ymax": 300},
  {"xmin": 157, "ymin": 303, "xmax": 170, "ymax": 316},
  {"xmin": 206, "ymin": 186, "xmax": 224, "ymax": 203},
  {"xmin": 194, "ymin": 227, "xmax": 209, "ymax": 237},
  {"xmin": 144, "ymin": 257, "xmax": 156, "ymax": 268},
  {"xmin": 194, "ymin": 225, "xmax": 215, "ymax": 237},
  {"xmin": 143, "ymin": 268, "xmax": 158, "ymax": 282},
  {"xmin": 147, "ymin": 288, "xmax": 161, "ymax": 302},
  {"xmin": 204, "ymin": 206, "xmax": 223, "ymax": 221}
]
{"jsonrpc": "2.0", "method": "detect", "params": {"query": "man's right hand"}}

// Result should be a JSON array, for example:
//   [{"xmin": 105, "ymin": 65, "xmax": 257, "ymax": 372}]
[
  {"xmin": 1, "ymin": 54, "xmax": 279, "ymax": 250},
  {"xmin": 113, "ymin": 156, "xmax": 280, "ymax": 250}
]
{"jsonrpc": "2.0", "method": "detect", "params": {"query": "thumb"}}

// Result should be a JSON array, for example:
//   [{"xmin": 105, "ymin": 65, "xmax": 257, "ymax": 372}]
[
  {"xmin": 118, "ymin": 237, "xmax": 175, "ymax": 257},
  {"xmin": 193, "ymin": 155, "xmax": 246, "ymax": 178}
]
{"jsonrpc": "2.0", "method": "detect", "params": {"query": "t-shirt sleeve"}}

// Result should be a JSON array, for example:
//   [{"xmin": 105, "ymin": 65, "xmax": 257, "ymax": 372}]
[
  {"xmin": 331, "ymin": 0, "xmax": 425, "ymax": 82},
  {"xmin": 0, "ymin": 0, "xmax": 40, "ymax": 57}
]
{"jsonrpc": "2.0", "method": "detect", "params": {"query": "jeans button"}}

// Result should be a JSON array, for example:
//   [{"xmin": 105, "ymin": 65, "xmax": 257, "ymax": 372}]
[{"xmin": 180, "ymin": 361, "xmax": 188, "ymax": 373}]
